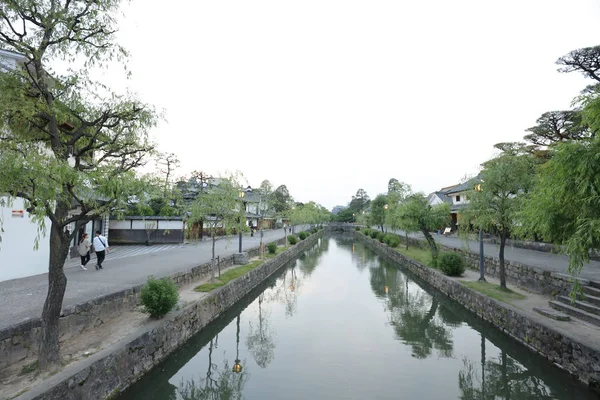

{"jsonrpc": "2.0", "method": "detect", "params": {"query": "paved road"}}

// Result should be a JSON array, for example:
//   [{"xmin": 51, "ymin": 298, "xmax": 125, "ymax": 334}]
[
  {"xmin": 0, "ymin": 227, "xmax": 307, "ymax": 331},
  {"xmin": 387, "ymin": 229, "xmax": 600, "ymax": 282}
]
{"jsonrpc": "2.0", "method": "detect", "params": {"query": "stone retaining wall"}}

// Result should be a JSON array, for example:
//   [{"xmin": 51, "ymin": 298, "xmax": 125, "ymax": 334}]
[
  {"xmin": 356, "ymin": 232, "xmax": 600, "ymax": 389},
  {"xmin": 17, "ymin": 232, "xmax": 322, "ymax": 400},
  {"xmin": 0, "ymin": 237, "xmax": 287, "ymax": 372},
  {"xmin": 382, "ymin": 231, "xmax": 587, "ymax": 296}
]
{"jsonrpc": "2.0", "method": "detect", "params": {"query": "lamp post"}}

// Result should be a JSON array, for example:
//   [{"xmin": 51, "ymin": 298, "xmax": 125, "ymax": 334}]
[
  {"xmin": 232, "ymin": 315, "xmax": 242, "ymax": 373},
  {"xmin": 384, "ymin": 204, "xmax": 388, "ymax": 233},
  {"xmin": 238, "ymin": 190, "xmax": 246, "ymax": 254},
  {"xmin": 475, "ymin": 183, "xmax": 485, "ymax": 282}
]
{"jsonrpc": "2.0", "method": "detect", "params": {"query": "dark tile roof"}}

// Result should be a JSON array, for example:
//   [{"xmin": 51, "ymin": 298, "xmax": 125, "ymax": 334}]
[{"xmin": 445, "ymin": 176, "xmax": 482, "ymax": 195}]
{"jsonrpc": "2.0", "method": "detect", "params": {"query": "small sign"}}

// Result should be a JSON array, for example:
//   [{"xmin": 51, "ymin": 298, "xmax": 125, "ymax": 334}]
[{"xmin": 11, "ymin": 210, "xmax": 24, "ymax": 218}]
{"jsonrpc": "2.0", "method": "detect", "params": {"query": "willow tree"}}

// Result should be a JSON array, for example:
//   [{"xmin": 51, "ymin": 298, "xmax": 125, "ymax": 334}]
[
  {"xmin": 188, "ymin": 174, "xmax": 247, "ymax": 282},
  {"xmin": 463, "ymin": 153, "xmax": 536, "ymax": 288},
  {"xmin": 397, "ymin": 194, "xmax": 450, "ymax": 260},
  {"xmin": 0, "ymin": 0, "xmax": 157, "ymax": 369}
]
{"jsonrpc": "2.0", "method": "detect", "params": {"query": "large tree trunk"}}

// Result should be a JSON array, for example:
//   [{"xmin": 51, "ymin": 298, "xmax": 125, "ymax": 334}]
[
  {"xmin": 499, "ymin": 230, "xmax": 507, "ymax": 288},
  {"xmin": 38, "ymin": 208, "xmax": 70, "ymax": 370},
  {"xmin": 422, "ymin": 229, "xmax": 438, "ymax": 260}
]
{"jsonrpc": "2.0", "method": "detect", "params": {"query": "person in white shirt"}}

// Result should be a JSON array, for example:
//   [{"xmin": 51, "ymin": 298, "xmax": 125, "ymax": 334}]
[{"xmin": 92, "ymin": 230, "xmax": 109, "ymax": 270}]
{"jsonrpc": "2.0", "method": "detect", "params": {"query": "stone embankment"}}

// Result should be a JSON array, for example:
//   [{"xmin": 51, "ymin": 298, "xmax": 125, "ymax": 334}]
[
  {"xmin": 12, "ymin": 232, "xmax": 322, "ymax": 400},
  {"xmin": 355, "ymin": 230, "xmax": 600, "ymax": 391},
  {"xmin": 396, "ymin": 232, "xmax": 586, "ymax": 296}
]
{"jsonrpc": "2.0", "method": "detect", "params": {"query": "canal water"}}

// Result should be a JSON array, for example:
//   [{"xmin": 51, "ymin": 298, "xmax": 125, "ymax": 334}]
[{"xmin": 120, "ymin": 236, "xmax": 598, "ymax": 400}]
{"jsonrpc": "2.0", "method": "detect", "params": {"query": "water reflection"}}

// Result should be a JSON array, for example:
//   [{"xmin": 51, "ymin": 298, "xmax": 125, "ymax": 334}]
[
  {"xmin": 368, "ymin": 254, "xmax": 454, "ymax": 359},
  {"xmin": 178, "ymin": 329, "xmax": 249, "ymax": 400},
  {"xmin": 245, "ymin": 294, "xmax": 275, "ymax": 368},
  {"xmin": 120, "ymin": 237, "xmax": 597, "ymax": 400}
]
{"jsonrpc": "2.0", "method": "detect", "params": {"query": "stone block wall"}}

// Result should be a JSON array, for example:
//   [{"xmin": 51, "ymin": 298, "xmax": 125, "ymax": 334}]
[
  {"xmin": 0, "ymin": 237, "xmax": 287, "ymax": 372},
  {"xmin": 387, "ymin": 232, "xmax": 585, "ymax": 296},
  {"xmin": 356, "ymin": 232, "xmax": 600, "ymax": 388},
  {"xmin": 23, "ymin": 232, "xmax": 322, "ymax": 400}
]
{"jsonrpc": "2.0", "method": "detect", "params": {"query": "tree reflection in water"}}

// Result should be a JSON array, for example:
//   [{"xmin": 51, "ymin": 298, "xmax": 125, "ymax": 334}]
[
  {"xmin": 245, "ymin": 293, "xmax": 276, "ymax": 368},
  {"xmin": 263, "ymin": 238, "xmax": 329, "ymax": 317},
  {"xmin": 177, "ymin": 334, "xmax": 249, "ymax": 400},
  {"xmin": 369, "ymin": 260, "xmax": 454, "ymax": 359},
  {"xmin": 458, "ymin": 348, "xmax": 554, "ymax": 400}
]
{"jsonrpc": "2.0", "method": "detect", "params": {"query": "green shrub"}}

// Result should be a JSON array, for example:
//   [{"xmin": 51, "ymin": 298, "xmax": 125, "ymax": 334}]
[
  {"xmin": 140, "ymin": 277, "xmax": 179, "ymax": 318},
  {"xmin": 287, "ymin": 235, "xmax": 298, "ymax": 245},
  {"xmin": 384, "ymin": 234, "xmax": 400, "ymax": 248},
  {"xmin": 354, "ymin": 226, "xmax": 360, "ymax": 231},
  {"xmin": 267, "ymin": 242, "xmax": 278, "ymax": 254},
  {"xmin": 369, "ymin": 230, "xmax": 379, "ymax": 239},
  {"xmin": 312, "ymin": 227, "xmax": 319, "ymax": 233},
  {"xmin": 298, "ymin": 231, "xmax": 310, "ymax": 240},
  {"xmin": 362, "ymin": 229, "xmax": 370, "ymax": 236},
  {"xmin": 439, "ymin": 252, "xmax": 466, "ymax": 276},
  {"xmin": 377, "ymin": 231, "xmax": 386, "ymax": 242}
]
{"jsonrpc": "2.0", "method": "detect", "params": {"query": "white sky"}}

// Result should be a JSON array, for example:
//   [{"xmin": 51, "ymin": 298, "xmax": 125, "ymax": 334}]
[{"xmin": 98, "ymin": 0, "xmax": 600, "ymax": 209}]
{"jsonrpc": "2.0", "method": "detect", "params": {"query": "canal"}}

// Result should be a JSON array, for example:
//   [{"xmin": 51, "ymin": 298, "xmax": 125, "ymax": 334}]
[{"xmin": 120, "ymin": 235, "xmax": 598, "ymax": 399}]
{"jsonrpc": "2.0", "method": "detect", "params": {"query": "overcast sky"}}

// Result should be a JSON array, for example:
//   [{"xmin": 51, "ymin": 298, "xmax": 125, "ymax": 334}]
[{"xmin": 99, "ymin": 0, "xmax": 600, "ymax": 209}]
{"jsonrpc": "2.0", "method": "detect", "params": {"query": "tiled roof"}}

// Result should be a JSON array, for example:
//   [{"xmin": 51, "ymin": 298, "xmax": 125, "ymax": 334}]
[{"xmin": 445, "ymin": 176, "xmax": 482, "ymax": 195}]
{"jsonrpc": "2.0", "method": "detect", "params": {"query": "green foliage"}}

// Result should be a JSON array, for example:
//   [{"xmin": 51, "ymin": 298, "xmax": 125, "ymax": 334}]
[
  {"xmin": 140, "ymin": 277, "xmax": 180, "ymax": 318},
  {"xmin": 383, "ymin": 234, "xmax": 401, "ymax": 248},
  {"xmin": 362, "ymin": 228, "xmax": 371, "ymax": 236},
  {"xmin": 438, "ymin": 253, "xmax": 466, "ymax": 276},
  {"xmin": 287, "ymin": 235, "xmax": 298, "ymax": 245},
  {"xmin": 518, "ymin": 137, "xmax": 600, "ymax": 278},
  {"xmin": 290, "ymin": 201, "xmax": 330, "ymax": 227},
  {"xmin": 377, "ymin": 231, "xmax": 386, "ymax": 243},
  {"xmin": 187, "ymin": 173, "xmax": 248, "ymax": 241},
  {"xmin": 195, "ymin": 260, "xmax": 264, "ymax": 292},
  {"xmin": 298, "ymin": 231, "xmax": 310, "ymax": 240},
  {"xmin": 267, "ymin": 242, "xmax": 278, "ymax": 254},
  {"xmin": 393, "ymin": 194, "xmax": 449, "ymax": 259},
  {"xmin": 332, "ymin": 207, "xmax": 355, "ymax": 223},
  {"xmin": 462, "ymin": 281, "xmax": 526, "ymax": 303},
  {"xmin": 354, "ymin": 226, "xmax": 360, "ymax": 231},
  {"xmin": 369, "ymin": 230, "xmax": 379, "ymax": 239},
  {"xmin": 349, "ymin": 188, "xmax": 370, "ymax": 212},
  {"xmin": 312, "ymin": 227, "xmax": 319, "ymax": 233},
  {"xmin": 370, "ymin": 194, "xmax": 388, "ymax": 228}
]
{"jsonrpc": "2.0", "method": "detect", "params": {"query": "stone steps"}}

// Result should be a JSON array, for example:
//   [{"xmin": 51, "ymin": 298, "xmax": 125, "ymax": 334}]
[
  {"xmin": 589, "ymin": 281, "xmax": 600, "ymax": 289},
  {"xmin": 581, "ymin": 293, "xmax": 600, "ymax": 307},
  {"xmin": 549, "ymin": 300, "xmax": 600, "ymax": 327},
  {"xmin": 557, "ymin": 296, "xmax": 600, "ymax": 316},
  {"xmin": 583, "ymin": 285, "xmax": 600, "ymax": 297}
]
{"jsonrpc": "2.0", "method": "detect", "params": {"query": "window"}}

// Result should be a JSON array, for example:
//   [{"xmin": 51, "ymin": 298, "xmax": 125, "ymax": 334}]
[{"xmin": 455, "ymin": 195, "xmax": 461, "ymax": 202}]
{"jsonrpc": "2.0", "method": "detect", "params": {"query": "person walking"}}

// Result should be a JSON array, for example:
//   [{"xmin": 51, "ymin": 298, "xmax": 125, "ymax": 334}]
[
  {"xmin": 93, "ymin": 230, "xmax": 109, "ymax": 270},
  {"xmin": 78, "ymin": 233, "xmax": 92, "ymax": 270}
]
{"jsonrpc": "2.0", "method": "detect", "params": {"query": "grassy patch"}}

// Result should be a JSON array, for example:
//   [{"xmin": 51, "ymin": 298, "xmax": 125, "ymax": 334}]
[
  {"xmin": 20, "ymin": 360, "xmax": 38, "ymax": 376},
  {"xmin": 396, "ymin": 246, "xmax": 435, "ymax": 267},
  {"xmin": 195, "ymin": 259, "xmax": 264, "ymax": 292},
  {"xmin": 462, "ymin": 281, "xmax": 526, "ymax": 303}
]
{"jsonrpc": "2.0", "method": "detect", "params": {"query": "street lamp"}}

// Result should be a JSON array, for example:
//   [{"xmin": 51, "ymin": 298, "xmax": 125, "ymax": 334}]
[
  {"xmin": 238, "ymin": 190, "xmax": 246, "ymax": 253},
  {"xmin": 475, "ymin": 183, "xmax": 485, "ymax": 282},
  {"xmin": 232, "ymin": 315, "xmax": 242, "ymax": 373}
]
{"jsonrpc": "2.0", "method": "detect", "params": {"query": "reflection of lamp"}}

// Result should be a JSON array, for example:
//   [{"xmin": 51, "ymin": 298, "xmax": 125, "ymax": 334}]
[
  {"xmin": 352, "ymin": 244, "xmax": 355, "ymax": 253},
  {"xmin": 233, "ymin": 315, "xmax": 242, "ymax": 373},
  {"xmin": 385, "ymin": 286, "xmax": 389, "ymax": 294},
  {"xmin": 474, "ymin": 182, "xmax": 486, "ymax": 282},
  {"xmin": 289, "ymin": 266, "xmax": 296, "ymax": 291}
]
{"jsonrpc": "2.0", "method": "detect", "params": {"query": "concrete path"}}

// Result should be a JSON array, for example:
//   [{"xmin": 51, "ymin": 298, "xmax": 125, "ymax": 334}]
[
  {"xmin": 0, "ymin": 227, "xmax": 307, "ymax": 331},
  {"xmin": 389, "ymin": 229, "xmax": 600, "ymax": 282}
]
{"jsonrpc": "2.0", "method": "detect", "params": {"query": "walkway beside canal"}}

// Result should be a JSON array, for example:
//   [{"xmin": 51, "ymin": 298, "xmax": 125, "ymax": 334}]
[
  {"xmin": 391, "ymin": 229, "xmax": 600, "ymax": 282},
  {"xmin": 0, "ymin": 227, "xmax": 307, "ymax": 331}
]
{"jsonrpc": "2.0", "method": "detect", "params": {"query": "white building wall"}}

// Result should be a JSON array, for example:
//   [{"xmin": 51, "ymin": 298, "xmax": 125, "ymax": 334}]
[{"xmin": 0, "ymin": 198, "xmax": 51, "ymax": 282}]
